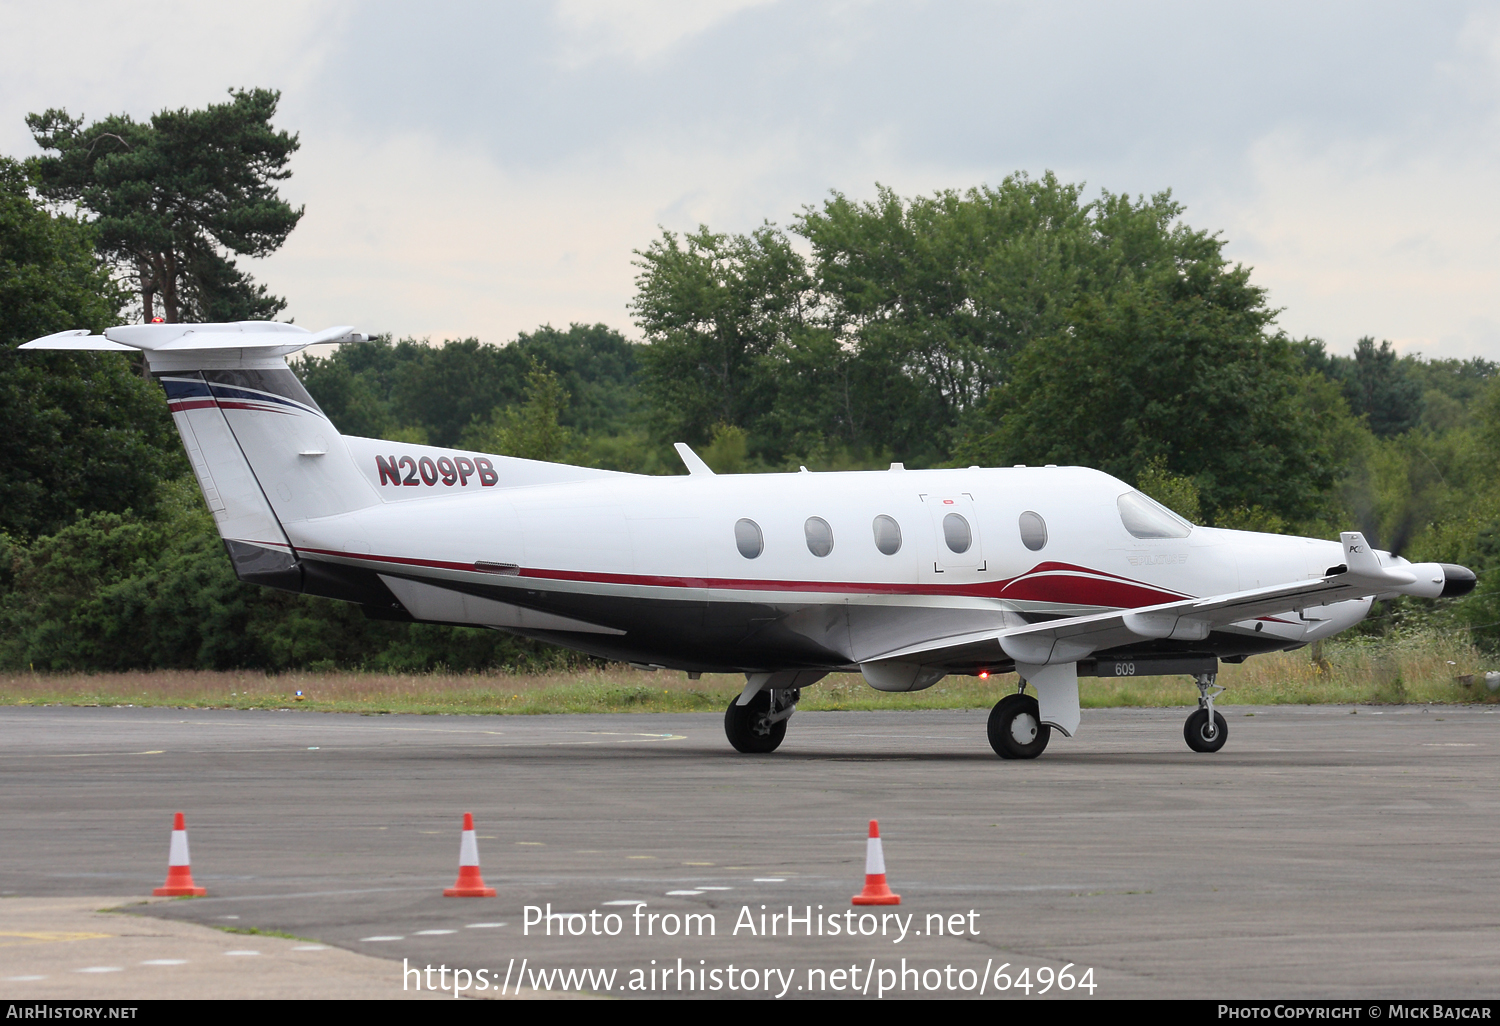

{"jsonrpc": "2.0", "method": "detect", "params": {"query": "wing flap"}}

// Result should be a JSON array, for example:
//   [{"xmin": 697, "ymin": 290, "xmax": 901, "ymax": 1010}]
[{"xmin": 860, "ymin": 627, "xmax": 1013, "ymax": 664}]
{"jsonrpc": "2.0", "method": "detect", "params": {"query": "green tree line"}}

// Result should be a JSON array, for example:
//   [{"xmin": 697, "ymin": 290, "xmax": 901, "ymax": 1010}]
[{"xmin": 2, "ymin": 94, "xmax": 1497, "ymax": 670}]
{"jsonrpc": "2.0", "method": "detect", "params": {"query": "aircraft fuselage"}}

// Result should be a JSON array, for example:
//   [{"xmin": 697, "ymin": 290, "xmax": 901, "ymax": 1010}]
[{"xmin": 283, "ymin": 450, "xmax": 1357, "ymax": 681}]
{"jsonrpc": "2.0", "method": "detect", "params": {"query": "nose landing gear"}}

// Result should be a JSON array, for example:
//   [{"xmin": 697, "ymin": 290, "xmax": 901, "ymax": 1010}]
[{"xmin": 1184, "ymin": 672, "xmax": 1228, "ymax": 753}]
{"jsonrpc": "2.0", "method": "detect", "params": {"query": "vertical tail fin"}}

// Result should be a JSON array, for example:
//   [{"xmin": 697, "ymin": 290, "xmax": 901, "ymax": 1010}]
[
  {"xmin": 21, "ymin": 321, "xmax": 378, "ymax": 590},
  {"xmin": 159, "ymin": 369, "xmax": 303, "ymax": 587}
]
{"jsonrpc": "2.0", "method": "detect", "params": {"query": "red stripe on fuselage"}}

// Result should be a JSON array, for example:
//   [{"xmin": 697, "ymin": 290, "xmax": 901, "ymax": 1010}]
[
  {"xmin": 215, "ymin": 400, "xmax": 296, "ymax": 415},
  {"xmin": 998, "ymin": 572, "xmax": 1185, "ymax": 609},
  {"xmin": 294, "ymin": 548, "xmax": 1189, "ymax": 605},
  {"xmin": 167, "ymin": 398, "xmax": 296, "ymax": 415}
]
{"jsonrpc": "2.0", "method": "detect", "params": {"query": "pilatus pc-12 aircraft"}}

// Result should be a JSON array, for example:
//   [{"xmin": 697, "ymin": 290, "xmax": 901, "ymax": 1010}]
[{"xmin": 24, "ymin": 321, "xmax": 1478, "ymax": 758}]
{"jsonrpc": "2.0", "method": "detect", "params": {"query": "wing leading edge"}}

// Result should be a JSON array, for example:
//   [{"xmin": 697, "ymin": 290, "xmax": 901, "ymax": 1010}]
[
  {"xmin": 865, "ymin": 532, "xmax": 1469, "ymax": 669},
  {"xmin": 858, "ymin": 533, "xmax": 1470, "ymax": 739}
]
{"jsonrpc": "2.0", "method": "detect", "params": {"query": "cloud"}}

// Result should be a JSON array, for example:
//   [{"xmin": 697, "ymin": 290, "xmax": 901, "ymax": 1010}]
[
  {"xmin": 552, "ymin": 0, "xmax": 780, "ymax": 65},
  {"xmin": 0, "ymin": 0, "xmax": 347, "ymax": 157},
  {"xmin": 3, "ymin": 0, "xmax": 1499, "ymax": 360},
  {"xmin": 1207, "ymin": 126, "xmax": 1500, "ymax": 359},
  {"xmin": 258, "ymin": 120, "xmax": 824, "ymax": 344}
]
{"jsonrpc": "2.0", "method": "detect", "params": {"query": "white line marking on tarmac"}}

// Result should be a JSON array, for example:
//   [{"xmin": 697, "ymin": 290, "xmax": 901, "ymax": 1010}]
[
  {"xmin": 415, "ymin": 929, "xmax": 456, "ymax": 935},
  {"xmin": 14, "ymin": 751, "xmax": 167, "ymax": 760},
  {"xmin": 665, "ymin": 890, "xmax": 704, "ymax": 896},
  {"xmin": 0, "ymin": 727, "xmax": 687, "ymax": 761},
  {"xmin": 601, "ymin": 900, "xmax": 647, "ymax": 906},
  {"xmin": 291, "ymin": 945, "xmax": 329, "ymax": 951},
  {"xmin": 753, "ymin": 878, "xmax": 786, "ymax": 882},
  {"xmin": 159, "ymin": 885, "xmax": 431, "ymax": 904},
  {"xmin": 465, "ymin": 923, "xmax": 506, "ymax": 928},
  {"xmin": 224, "ymin": 950, "xmax": 260, "ymax": 956},
  {"xmin": 5, "ymin": 975, "xmax": 47, "ymax": 981},
  {"xmin": 141, "ymin": 959, "xmax": 187, "ymax": 965},
  {"xmin": 361, "ymin": 936, "xmax": 404, "ymax": 942},
  {"xmin": 698, "ymin": 886, "xmax": 732, "ymax": 891},
  {"xmin": 74, "ymin": 967, "xmax": 123, "ymax": 973}
]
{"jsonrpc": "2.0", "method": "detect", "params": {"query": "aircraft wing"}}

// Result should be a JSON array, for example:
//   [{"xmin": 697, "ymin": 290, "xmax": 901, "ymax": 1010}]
[{"xmin": 864, "ymin": 532, "xmax": 1468, "ymax": 668}]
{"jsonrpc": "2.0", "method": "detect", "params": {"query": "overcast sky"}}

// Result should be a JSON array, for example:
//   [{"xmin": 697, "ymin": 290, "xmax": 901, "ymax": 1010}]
[{"xmin": 4, "ymin": 1, "xmax": 1498, "ymax": 360}]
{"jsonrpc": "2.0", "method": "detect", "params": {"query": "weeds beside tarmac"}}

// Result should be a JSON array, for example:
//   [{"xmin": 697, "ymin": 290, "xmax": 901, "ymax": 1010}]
[{"xmin": 2, "ymin": 631, "xmax": 1496, "ymax": 715}]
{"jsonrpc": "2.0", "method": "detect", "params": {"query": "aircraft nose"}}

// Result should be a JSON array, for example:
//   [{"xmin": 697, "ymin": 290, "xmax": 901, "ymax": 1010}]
[{"xmin": 1440, "ymin": 564, "xmax": 1477, "ymax": 598}]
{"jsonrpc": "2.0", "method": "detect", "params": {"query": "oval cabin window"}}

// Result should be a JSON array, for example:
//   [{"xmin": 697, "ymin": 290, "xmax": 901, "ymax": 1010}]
[
  {"xmin": 734, "ymin": 518, "xmax": 763, "ymax": 559},
  {"xmin": 1018, "ymin": 510, "xmax": 1047, "ymax": 551},
  {"xmin": 804, "ymin": 517, "xmax": 834, "ymax": 557},
  {"xmin": 872, "ymin": 514, "xmax": 902, "ymax": 555},
  {"xmin": 942, "ymin": 512, "xmax": 972, "ymax": 554}
]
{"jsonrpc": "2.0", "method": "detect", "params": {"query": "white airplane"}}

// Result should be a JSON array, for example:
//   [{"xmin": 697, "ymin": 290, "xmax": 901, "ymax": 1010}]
[{"xmin": 23, "ymin": 321, "xmax": 1477, "ymax": 758}]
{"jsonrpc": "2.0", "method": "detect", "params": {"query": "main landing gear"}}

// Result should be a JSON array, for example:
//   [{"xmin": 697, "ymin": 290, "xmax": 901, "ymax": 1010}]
[
  {"xmin": 1184, "ymin": 671, "xmax": 1228, "ymax": 753},
  {"xmin": 724, "ymin": 687, "xmax": 800, "ymax": 754},
  {"xmin": 987, "ymin": 689, "xmax": 1051, "ymax": 759}
]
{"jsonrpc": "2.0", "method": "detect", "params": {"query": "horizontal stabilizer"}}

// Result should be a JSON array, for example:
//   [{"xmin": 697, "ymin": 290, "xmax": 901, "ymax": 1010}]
[
  {"xmin": 19, "ymin": 329, "xmax": 134, "ymax": 351},
  {"xmin": 20, "ymin": 321, "xmax": 369, "ymax": 364},
  {"xmin": 151, "ymin": 325, "xmax": 361, "ymax": 351}
]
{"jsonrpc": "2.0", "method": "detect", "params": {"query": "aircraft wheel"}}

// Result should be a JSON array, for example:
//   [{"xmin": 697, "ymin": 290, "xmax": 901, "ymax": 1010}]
[
  {"xmin": 1184, "ymin": 708, "xmax": 1228, "ymax": 753},
  {"xmin": 724, "ymin": 691, "xmax": 786, "ymax": 754},
  {"xmin": 987, "ymin": 694, "xmax": 1051, "ymax": 760}
]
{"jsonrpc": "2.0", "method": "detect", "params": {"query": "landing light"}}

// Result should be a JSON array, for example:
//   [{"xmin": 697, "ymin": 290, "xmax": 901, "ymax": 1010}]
[{"xmin": 979, "ymin": 671, "xmax": 989, "ymax": 679}]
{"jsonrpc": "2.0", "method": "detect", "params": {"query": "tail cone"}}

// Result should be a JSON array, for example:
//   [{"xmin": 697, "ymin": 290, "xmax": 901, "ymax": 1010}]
[
  {"xmin": 851, "ymin": 819, "xmax": 900, "ymax": 906},
  {"xmin": 152, "ymin": 812, "xmax": 207, "ymax": 897},
  {"xmin": 443, "ymin": 812, "xmax": 497, "ymax": 898}
]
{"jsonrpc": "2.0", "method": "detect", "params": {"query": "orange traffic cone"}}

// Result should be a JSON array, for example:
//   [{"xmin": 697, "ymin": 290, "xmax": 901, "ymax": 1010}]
[
  {"xmin": 851, "ymin": 819, "xmax": 900, "ymax": 905},
  {"xmin": 443, "ymin": 812, "xmax": 497, "ymax": 897},
  {"xmin": 152, "ymin": 812, "xmax": 207, "ymax": 897}
]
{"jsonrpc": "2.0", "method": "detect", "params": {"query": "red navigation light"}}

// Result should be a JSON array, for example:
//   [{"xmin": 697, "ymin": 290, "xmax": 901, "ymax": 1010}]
[
  {"xmin": 150, "ymin": 316, "xmax": 165, "ymax": 323},
  {"xmin": 978, "ymin": 670, "xmax": 989, "ymax": 679}
]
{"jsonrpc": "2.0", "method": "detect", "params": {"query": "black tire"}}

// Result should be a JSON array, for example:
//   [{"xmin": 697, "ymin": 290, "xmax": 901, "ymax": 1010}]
[
  {"xmin": 724, "ymin": 691, "xmax": 787, "ymax": 753},
  {"xmin": 1184, "ymin": 708, "xmax": 1228, "ymax": 753},
  {"xmin": 987, "ymin": 694, "xmax": 1051, "ymax": 759}
]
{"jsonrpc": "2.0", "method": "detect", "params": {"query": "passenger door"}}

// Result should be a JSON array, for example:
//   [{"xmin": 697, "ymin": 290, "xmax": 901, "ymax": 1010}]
[{"xmin": 922, "ymin": 493, "xmax": 986, "ymax": 574}]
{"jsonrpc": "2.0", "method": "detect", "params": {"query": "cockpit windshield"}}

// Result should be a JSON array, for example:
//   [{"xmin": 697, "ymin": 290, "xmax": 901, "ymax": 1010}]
[{"xmin": 1117, "ymin": 490, "xmax": 1193, "ymax": 539}]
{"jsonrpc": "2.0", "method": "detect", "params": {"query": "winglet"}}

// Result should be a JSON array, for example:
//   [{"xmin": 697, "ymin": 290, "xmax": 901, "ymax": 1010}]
[
  {"xmin": 1339, "ymin": 531, "xmax": 1415, "ymax": 585},
  {"xmin": 1339, "ymin": 532, "xmax": 1381, "ymax": 576},
  {"xmin": 674, "ymin": 442, "xmax": 715, "ymax": 477}
]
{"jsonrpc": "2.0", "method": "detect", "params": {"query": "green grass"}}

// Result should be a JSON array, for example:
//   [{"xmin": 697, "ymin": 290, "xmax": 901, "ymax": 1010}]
[
  {"xmin": 217, "ymin": 925, "xmax": 320, "ymax": 942},
  {"xmin": 2, "ymin": 633, "xmax": 1495, "ymax": 715}
]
